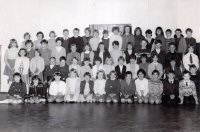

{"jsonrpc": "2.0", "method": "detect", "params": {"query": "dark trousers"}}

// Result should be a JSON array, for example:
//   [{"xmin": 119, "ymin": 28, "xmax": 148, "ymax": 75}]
[
  {"xmin": 183, "ymin": 95, "xmax": 196, "ymax": 105},
  {"xmin": 162, "ymin": 95, "xmax": 180, "ymax": 105}
]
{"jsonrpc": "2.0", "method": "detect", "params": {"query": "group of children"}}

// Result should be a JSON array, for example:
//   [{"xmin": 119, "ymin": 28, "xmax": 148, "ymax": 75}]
[{"xmin": 1, "ymin": 26, "xmax": 199, "ymax": 105}]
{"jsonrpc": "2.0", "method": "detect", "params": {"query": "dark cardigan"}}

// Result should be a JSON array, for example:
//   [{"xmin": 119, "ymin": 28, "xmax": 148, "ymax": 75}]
[
  {"xmin": 8, "ymin": 82, "xmax": 27, "ymax": 97},
  {"xmin": 80, "ymin": 80, "xmax": 94, "ymax": 95}
]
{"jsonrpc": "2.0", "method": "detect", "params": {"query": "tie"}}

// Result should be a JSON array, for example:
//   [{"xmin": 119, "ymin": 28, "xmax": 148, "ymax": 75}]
[{"xmin": 190, "ymin": 54, "xmax": 193, "ymax": 64}]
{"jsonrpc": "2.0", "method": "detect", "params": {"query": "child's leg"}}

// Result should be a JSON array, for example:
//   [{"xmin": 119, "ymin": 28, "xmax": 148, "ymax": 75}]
[
  {"xmin": 86, "ymin": 94, "xmax": 93, "ymax": 103},
  {"xmin": 48, "ymin": 96, "xmax": 56, "ymax": 103},
  {"xmin": 127, "ymin": 96, "xmax": 133, "ymax": 104},
  {"xmin": 55, "ymin": 96, "xmax": 64, "ymax": 103},
  {"xmin": 112, "ymin": 95, "xmax": 119, "ymax": 103},
  {"xmin": 120, "ymin": 95, "xmax": 126, "ymax": 103},
  {"xmin": 137, "ymin": 96, "xmax": 143, "ymax": 104},
  {"xmin": 144, "ymin": 95, "xmax": 149, "ymax": 104},
  {"xmin": 99, "ymin": 95, "xmax": 105, "ymax": 103},
  {"xmin": 149, "ymin": 95, "xmax": 155, "ymax": 104},
  {"xmin": 78, "ymin": 95, "xmax": 85, "ymax": 103},
  {"xmin": 106, "ymin": 95, "xmax": 112, "ymax": 103},
  {"xmin": 0, "ymin": 99, "xmax": 10, "ymax": 104}
]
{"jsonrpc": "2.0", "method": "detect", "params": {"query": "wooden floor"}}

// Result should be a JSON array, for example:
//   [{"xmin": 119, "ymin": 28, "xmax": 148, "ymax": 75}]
[{"xmin": 0, "ymin": 102, "xmax": 199, "ymax": 132}]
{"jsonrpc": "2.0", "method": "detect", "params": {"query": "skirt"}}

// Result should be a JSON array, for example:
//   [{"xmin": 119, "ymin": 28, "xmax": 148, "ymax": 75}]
[{"xmin": 4, "ymin": 59, "xmax": 15, "ymax": 78}]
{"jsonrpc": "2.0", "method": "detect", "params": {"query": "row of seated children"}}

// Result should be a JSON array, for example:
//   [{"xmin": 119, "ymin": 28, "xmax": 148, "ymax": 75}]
[{"xmin": 0, "ymin": 67, "xmax": 198, "ymax": 105}]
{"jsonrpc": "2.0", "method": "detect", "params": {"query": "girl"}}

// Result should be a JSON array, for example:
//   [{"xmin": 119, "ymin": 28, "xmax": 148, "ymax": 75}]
[
  {"xmin": 139, "ymin": 54, "xmax": 149, "ymax": 75},
  {"xmin": 135, "ymin": 69, "xmax": 149, "ymax": 103},
  {"xmin": 58, "ymin": 56, "xmax": 69, "ymax": 81},
  {"xmin": 165, "ymin": 29, "xmax": 175, "ymax": 52},
  {"xmin": 39, "ymin": 39, "xmax": 52, "ymax": 66},
  {"xmin": 92, "ymin": 57, "xmax": 104, "ymax": 79},
  {"xmin": 93, "ymin": 70, "xmax": 106, "ymax": 102},
  {"xmin": 148, "ymin": 70, "xmax": 163, "ymax": 104},
  {"xmin": 21, "ymin": 32, "xmax": 31, "ymax": 48},
  {"xmin": 82, "ymin": 27, "xmax": 92, "ymax": 46},
  {"xmin": 30, "ymin": 49, "xmax": 45, "ymax": 81},
  {"xmin": 0, "ymin": 73, "xmax": 27, "ymax": 104},
  {"xmin": 103, "ymin": 57, "xmax": 115, "ymax": 78},
  {"xmin": 179, "ymin": 71, "xmax": 198, "ymax": 105},
  {"xmin": 69, "ymin": 57, "xmax": 81, "ymax": 76},
  {"xmin": 154, "ymin": 27, "xmax": 166, "ymax": 51},
  {"xmin": 174, "ymin": 28, "xmax": 187, "ymax": 54},
  {"xmin": 14, "ymin": 48, "xmax": 30, "ymax": 88},
  {"xmin": 48, "ymin": 31, "xmax": 57, "ymax": 51},
  {"xmin": 80, "ymin": 58, "xmax": 93, "ymax": 79},
  {"xmin": 109, "ymin": 26, "xmax": 122, "ymax": 51},
  {"xmin": 121, "ymin": 25, "xmax": 134, "ymax": 51},
  {"xmin": 4, "ymin": 39, "xmax": 19, "ymax": 82},
  {"xmin": 148, "ymin": 54, "xmax": 163, "ymax": 79},
  {"xmin": 123, "ymin": 42, "xmax": 135, "ymax": 64},
  {"xmin": 48, "ymin": 72, "xmax": 66, "ymax": 103},
  {"xmin": 145, "ymin": 29, "xmax": 155, "ymax": 51},
  {"xmin": 25, "ymin": 75, "xmax": 47, "ymax": 103},
  {"xmin": 51, "ymin": 37, "xmax": 66, "ymax": 65},
  {"xmin": 25, "ymin": 40, "xmax": 35, "ymax": 60},
  {"xmin": 105, "ymin": 70, "xmax": 121, "ymax": 103},
  {"xmin": 89, "ymin": 29, "xmax": 100, "ymax": 51},
  {"xmin": 101, "ymin": 30, "xmax": 109, "ymax": 50},
  {"xmin": 94, "ymin": 42, "xmax": 110, "ymax": 64},
  {"xmin": 65, "ymin": 68, "xmax": 81, "ymax": 102},
  {"xmin": 133, "ymin": 27, "xmax": 145, "ymax": 53},
  {"xmin": 78, "ymin": 72, "xmax": 94, "ymax": 103},
  {"xmin": 126, "ymin": 56, "xmax": 139, "ymax": 79},
  {"xmin": 33, "ymin": 31, "xmax": 44, "ymax": 49},
  {"xmin": 120, "ymin": 71, "xmax": 136, "ymax": 103},
  {"xmin": 81, "ymin": 43, "xmax": 94, "ymax": 64},
  {"xmin": 110, "ymin": 41, "xmax": 123, "ymax": 66}
]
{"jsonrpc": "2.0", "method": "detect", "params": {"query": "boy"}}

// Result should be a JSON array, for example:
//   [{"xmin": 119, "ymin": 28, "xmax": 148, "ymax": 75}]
[
  {"xmin": 115, "ymin": 56, "xmax": 126, "ymax": 80},
  {"xmin": 110, "ymin": 41, "xmax": 123, "ymax": 66},
  {"xmin": 69, "ymin": 28, "xmax": 84, "ymax": 53},
  {"xmin": 185, "ymin": 28, "xmax": 197, "ymax": 54},
  {"xmin": 62, "ymin": 29, "xmax": 70, "ymax": 54},
  {"xmin": 82, "ymin": 27, "xmax": 92, "ymax": 46},
  {"xmin": 39, "ymin": 39, "xmax": 52, "ymax": 66},
  {"xmin": 179, "ymin": 71, "xmax": 198, "ymax": 105},
  {"xmin": 165, "ymin": 29, "xmax": 175, "ymax": 53},
  {"xmin": 58, "ymin": 56, "xmax": 69, "ymax": 81},
  {"xmin": 162, "ymin": 70, "xmax": 179, "ymax": 105},
  {"xmin": 66, "ymin": 44, "xmax": 81, "ymax": 65}
]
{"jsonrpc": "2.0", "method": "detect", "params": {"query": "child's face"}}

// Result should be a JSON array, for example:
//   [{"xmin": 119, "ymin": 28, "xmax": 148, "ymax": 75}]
[
  {"xmin": 50, "ymin": 58, "xmax": 56, "ymax": 65},
  {"xmin": 41, "ymin": 43, "xmax": 47, "ymax": 49},
  {"xmin": 141, "ymin": 57, "xmax": 147, "ymax": 63},
  {"xmin": 37, "ymin": 34, "xmax": 43, "ymax": 40},
  {"xmin": 50, "ymin": 33, "xmax": 55, "ymax": 38},
  {"xmin": 127, "ymin": 44, "xmax": 132, "ymax": 50},
  {"xmin": 60, "ymin": 60, "xmax": 66, "ymax": 66},
  {"xmin": 166, "ymin": 32, "xmax": 172, "ymax": 38},
  {"xmin": 110, "ymin": 73, "xmax": 116, "ymax": 80},
  {"xmin": 113, "ymin": 44, "xmax": 119, "ymax": 49},
  {"xmin": 99, "ymin": 44, "xmax": 104, "ymax": 50},
  {"xmin": 85, "ymin": 75, "xmax": 90, "ymax": 82},
  {"xmin": 106, "ymin": 58, "xmax": 112, "ymax": 65},
  {"xmin": 186, "ymin": 31, "xmax": 192, "ymax": 37},
  {"xmin": 183, "ymin": 73, "xmax": 190, "ymax": 81},
  {"xmin": 54, "ymin": 75, "xmax": 61, "ymax": 81},
  {"xmin": 84, "ymin": 60, "xmax": 90, "ymax": 66},
  {"xmin": 85, "ymin": 30, "xmax": 90, "ymax": 36},
  {"xmin": 56, "ymin": 40, "xmax": 62, "ymax": 46},
  {"xmin": 146, "ymin": 34, "xmax": 152, "ymax": 38},
  {"xmin": 26, "ymin": 43, "xmax": 32, "ymax": 48},
  {"xmin": 153, "ymin": 56, "xmax": 158, "ymax": 62},
  {"xmin": 14, "ymin": 75, "xmax": 20, "ymax": 83},
  {"xmin": 72, "ymin": 59, "xmax": 78, "ymax": 64},
  {"xmin": 85, "ymin": 45, "xmax": 90, "ymax": 51},
  {"xmin": 70, "ymin": 72, "xmax": 76, "ymax": 78},
  {"xmin": 25, "ymin": 34, "xmax": 30, "ymax": 40},
  {"xmin": 73, "ymin": 30, "xmax": 79, "ymax": 36},
  {"xmin": 155, "ymin": 43, "xmax": 161, "ymax": 49},
  {"xmin": 95, "ymin": 60, "xmax": 101, "ymax": 65},
  {"xmin": 97, "ymin": 72, "xmax": 103, "ymax": 80},
  {"xmin": 130, "ymin": 58, "xmax": 136, "ymax": 64},
  {"xmin": 71, "ymin": 46, "xmax": 77, "ymax": 52},
  {"xmin": 125, "ymin": 27, "xmax": 130, "ymax": 33},
  {"xmin": 168, "ymin": 73, "xmax": 174, "ymax": 80},
  {"xmin": 169, "ymin": 45, "xmax": 175, "ymax": 52},
  {"xmin": 141, "ymin": 40, "xmax": 147, "ymax": 47},
  {"xmin": 190, "ymin": 68, "xmax": 197, "ymax": 74},
  {"xmin": 138, "ymin": 72, "xmax": 144, "ymax": 80},
  {"xmin": 103, "ymin": 33, "xmax": 109, "ymax": 38},
  {"xmin": 33, "ymin": 79, "xmax": 39, "ymax": 85},
  {"xmin": 126, "ymin": 74, "xmax": 132, "ymax": 80},
  {"xmin": 118, "ymin": 59, "xmax": 124, "ymax": 65},
  {"xmin": 11, "ymin": 42, "xmax": 17, "ymax": 48},
  {"xmin": 20, "ymin": 50, "xmax": 26, "ymax": 57},
  {"xmin": 188, "ymin": 47, "xmax": 194, "ymax": 53},
  {"xmin": 156, "ymin": 30, "xmax": 161, "ymax": 35},
  {"xmin": 136, "ymin": 30, "xmax": 141, "ymax": 36},
  {"xmin": 175, "ymin": 31, "xmax": 181, "ymax": 37},
  {"xmin": 35, "ymin": 51, "xmax": 40, "ymax": 57},
  {"xmin": 113, "ymin": 30, "xmax": 119, "ymax": 35},
  {"xmin": 63, "ymin": 31, "xmax": 69, "ymax": 37},
  {"xmin": 152, "ymin": 73, "xmax": 159, "ymax": 80}
]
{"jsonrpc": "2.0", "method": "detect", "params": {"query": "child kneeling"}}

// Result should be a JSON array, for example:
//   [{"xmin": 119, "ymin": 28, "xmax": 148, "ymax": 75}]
[{"xmin": 48, "ymin": 72, "xmax": 66, "ymax": 103}]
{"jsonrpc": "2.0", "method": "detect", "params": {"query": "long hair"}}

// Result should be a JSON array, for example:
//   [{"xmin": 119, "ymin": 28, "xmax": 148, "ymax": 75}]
[{"xmin": 123, "ymin": 25, "xmax": 132, "ymax": 35}]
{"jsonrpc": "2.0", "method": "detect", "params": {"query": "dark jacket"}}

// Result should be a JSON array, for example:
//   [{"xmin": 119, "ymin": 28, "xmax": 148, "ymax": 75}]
[
  {"xmin": 105, "ymin": 79, "xmax": 121, "ymax": 95},
  {"xmin": 8, "ymin": 82, "xmax": 27, "ymax": 97},
  {"xmin": 80, "ymin": 80, "xmax": 94, "ymax": 95},
  {"xmin": 29, "ymin": 83, "xmax": 47, "ymax": 98},
  {"xmin": 43, "ymin": 65, "xmax": 59, "ymax": 82},
  {"xmin": 163, "ymin": 79, "xmax": 179, "ymax": 96},
  {"xmin": 115, "ymin": 65, "xmax": 126, "ymax": 80}
]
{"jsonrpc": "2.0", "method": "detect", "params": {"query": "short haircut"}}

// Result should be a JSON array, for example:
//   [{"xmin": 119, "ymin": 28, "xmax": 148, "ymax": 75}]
[
  {"xmin": 41, "ymin": 39, "xmax": 48, "ymax": 45},
  {"xmin": 145, "ymin": 29, "xmax": 152, "ymax": 35},
  {"xmin": 112, "ymin": 26, "xmax": 119, "ymax": 32},
  {"xmin": 175, "ymin": 28, "xmax": 182, "ymax": 33},
  {"xmin": 130, "ymin": 55, "xmax": 136, "ymax": 60},
  {"xmin": 166, "ymin": 29, "xmax": 172, "ymax": 33},
  {"xmin": 50, "ymin": 56, "xmax": 56, "ymax": 60},
  {"xmin": 96, "ymin": 70, "xmax": 106, "ymax": 79},
  {"xmin": 94, "ymin": 57, "xmax": 102, "ymax": 63},
  {"xmin": 182, "ymin": 70, "xmax": 191, "ymax": 76},
  {"xmin": 141, "ymin": 39, "xmax": 148, "ymax": 44},
  {"xmin": 169, "ymin": 42, "xmax": 176, "ymax": 47},
  {"xmin": 13, "ymin": 72, "xmax": 21, "ymax": 78},
  {"xmin": 168, "ymin": 70, "xmax": 175, "ymax": 75},
  {"xmin": 73, "ymin": 28, "xmax": 80, "ymax": 32},
  {"xmin": 137, "ymin": 69, "xmax": 146, "ymax": 77},
  {"xmin": 155, "ymin": 39, "xmax": 162, "ymax": 45},
  {"xmin": 59, "ymin": 56, "xmax": 66, "ymax": 62},
  {"xmin": 69, "ymin": 68, "xmax": 79, "ymax": 77},
  {"xmin": 125, "ymin": 71, "xmax": 132, "ymax": 78},
  {"xmin": 36, "ymin": 31, "xmax": 44, "ymax": 38},
  {"xmin": 25, "ymin": 40, "xmax": 33, "ymax": 47},
  {"xmin": 109, "ymin": 70, "xmax": 117, "ymax": 76},
  {"xmin": 63, "ymin": 29, "xmax": 69, "ymax": 33},
  {"xmin": 71, "ymin": 44, "xmax": 77, "ymax": 48},
  {"xmin": 54, "ymin": 72, "xmax": 61, "ymax": 77},
  {"xmin": 118, "ymin": 56, "xmax": 125, "ymax": 62},
  {"xmin": 112, "ymin": 41, "xmax": 119, "ymax": 46},
  {"xmin": 189, "ymin": 64, "xmax": 197, "ymax": 70},
  {"xmin": 140, "ymin": 54, "xmax": 147, "ymax": 59},
  {"xmin": 152, "ymin": 70, "xmax": 160, "ymax": 76},
  {"xmin": 56, "ymin": 37, "xmax": 64, "ymax": 43},
  {"xmin": 186, "ymin": 28, "xmax": 193, "ymax": 33},
  {"xmin": 23, "ymin": 32, "xmax": 30, "ymax": 39},
  {"xmin": 49, "ymin": 31, "xmax": 56, "ymax": 37},
  {"xmin": 34, "ymin": 49, "xmax": 41, "ymax": 56},
  {"xmin": 8, "ymin": 39, "xmax": 18, "ymax": 48},
  {"xmin": 84, "ymin": 27, "xmax": 91, "ymax": 33},
  {"xmin": 93, "ymin": 29, "xmax": 99, "ymax": 34},
  {"xmin": 103, "ymin": 30, "xmax": 108, "ymax": 34},
  {"xmin": 18, "ymin": 48, "xmax": 27, "ymax": 57},
  {"xmin": 84, "ymin": 72, "xmax": 91, "ymax": 78}
]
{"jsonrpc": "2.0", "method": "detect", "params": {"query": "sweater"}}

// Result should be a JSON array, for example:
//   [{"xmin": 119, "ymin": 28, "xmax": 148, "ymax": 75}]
[
  {"xmin": 120, "ymin": 79, "xmax": 136, "ymax": 96},
  {"xmin": 80, "ymin": 80, "xmax": 94, "ymax": 95},
  {"xmin": 58, "ymin": 64, "xmax": 69, "ymax": 81},
  {"xmin": 105, "ymin": 79, "xmax": 121, "ymax": 95},
  {"xmin": 43, "ymin": 65, "xmax": 59, "ymax": 81},
  {"xmin": 115, "ymin": 65, "xmax": 126, "ymax": 80},
  {"xmin": 8, "ymin": 82, "xmax": 27, "ymax": 97},
  {"xmin": 39, "ymin": 48, "xmax": 52, "ymax": 66},
  {"xmin": 179, "ymin": 80, "xmax": 197, "ymax": 99},
  {"xmin": 135, "ymin": 78, "xmax": 149, "ymax": 96},
  {"xmin": 148, "ymin": 62, "xmax": 163, "ymax": 79},
  {"xmin": 49, "ymin": 81, "xmax": 67, "ymax": 96},
  {"xmin": 148, "ymin": 80, "xmax": 163, "ymax": 96},
  {"xmin": 30, "ymin": 56, "xmax": 45, "ymax": 74},
  {"xmin": 29, "ymin": 83, "xmax": 47, "ymax": 98},
  {"xmin": 94, "ymin": 79, "xmax": 106, "ymax": 95},
  {"xmin": 47, "ymin": 39, "xmax": 56, "ymax": 51}
]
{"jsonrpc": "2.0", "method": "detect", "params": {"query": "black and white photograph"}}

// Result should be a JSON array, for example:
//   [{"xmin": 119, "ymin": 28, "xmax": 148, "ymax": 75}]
[{"xmin": 0, "ymin": 0, "xmax": 200, "ymax": 131}]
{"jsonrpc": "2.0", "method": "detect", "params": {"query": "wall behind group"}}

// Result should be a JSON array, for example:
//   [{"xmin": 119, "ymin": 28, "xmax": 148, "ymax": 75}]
[{"xmin": 0, "ymin": 0, "xmax": 200, "ymax": 92}]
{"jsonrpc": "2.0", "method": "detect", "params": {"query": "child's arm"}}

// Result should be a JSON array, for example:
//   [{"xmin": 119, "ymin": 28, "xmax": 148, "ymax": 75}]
[{"xmin": 179, "ymin": 82, "xmax": 184, "ymax": 104}]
